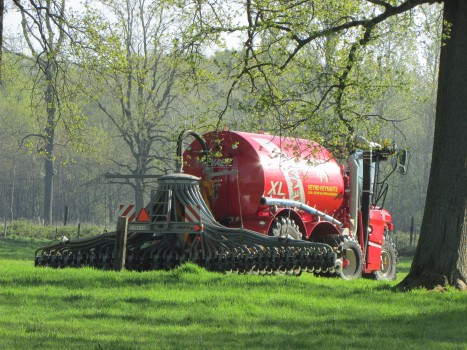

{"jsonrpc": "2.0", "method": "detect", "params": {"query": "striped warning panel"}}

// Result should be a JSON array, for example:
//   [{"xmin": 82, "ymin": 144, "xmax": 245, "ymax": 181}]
[
  {"xmin": 185, "ymin": 204, "xmax": 201, "ymax": 223},
  {"xmin": 117, "ymin": 204, "xmax": 136, "ymax": 222}
]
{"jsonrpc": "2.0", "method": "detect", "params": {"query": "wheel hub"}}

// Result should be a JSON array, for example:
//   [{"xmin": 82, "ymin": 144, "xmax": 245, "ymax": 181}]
[{"xmin": 271, "ymin": 217, "xmax": 302, "ymax": 239}]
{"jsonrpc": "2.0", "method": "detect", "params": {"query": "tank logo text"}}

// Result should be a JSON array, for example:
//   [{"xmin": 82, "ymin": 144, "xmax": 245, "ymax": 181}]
[
  {"xmin": 308, "ymin": 184, "xmax": 338, "ymax": 197},
  {"xmin": 268, "ymin": 181, "xmax": 286, "ymax": 197}
]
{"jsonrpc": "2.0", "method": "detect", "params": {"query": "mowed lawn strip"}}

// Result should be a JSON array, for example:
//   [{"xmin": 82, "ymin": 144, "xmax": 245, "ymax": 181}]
[{"xmin": 0, "ymin": 238, "xmax": 466, "ymax": 349}]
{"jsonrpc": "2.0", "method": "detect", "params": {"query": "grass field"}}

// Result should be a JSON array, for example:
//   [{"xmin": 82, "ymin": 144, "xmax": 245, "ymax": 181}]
[{"xmin": 0, "ymin": 237, "xmax": 466, "ymax": 350}]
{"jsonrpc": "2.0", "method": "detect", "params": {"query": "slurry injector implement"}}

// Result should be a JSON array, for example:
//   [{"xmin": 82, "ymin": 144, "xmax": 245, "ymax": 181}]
[{"xmin": 35, "ymin": 130, "xmax": 407, "ymax": 279}]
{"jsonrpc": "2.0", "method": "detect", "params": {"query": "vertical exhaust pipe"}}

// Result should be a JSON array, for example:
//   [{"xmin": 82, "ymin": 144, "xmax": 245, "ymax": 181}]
[
  {"xmin": 347, "ymin": 155, "xmax": 359, "ymax": 237},
  {"xmin": 354, "ymin": 136, "xmax": 380, "ymax": 264},
  {"xmin": 361, "ymin": 148, "xmax": 372, "ymax": 261}
]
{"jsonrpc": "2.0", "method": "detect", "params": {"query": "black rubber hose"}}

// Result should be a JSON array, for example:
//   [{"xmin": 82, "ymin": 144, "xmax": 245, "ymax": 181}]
[{"xmin": 176, "ymin": 130, "xmax": 208, "ymax": 173}]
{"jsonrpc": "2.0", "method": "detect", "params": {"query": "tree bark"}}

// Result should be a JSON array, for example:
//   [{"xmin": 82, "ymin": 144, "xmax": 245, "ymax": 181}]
[
  {"xmin": 134, "ymin": 177, "xmax": 144, "ymax": 213},
  {"xmin": 0, "ymin": 0, "xmax": 4, "ymax": 84},
  {"xmin": 398, "ymin": 0, "xmax": 467, "ymax": 291},
  {"xmin": 42, "ymin": 64, "xmax": 57, "ymax": 225}
]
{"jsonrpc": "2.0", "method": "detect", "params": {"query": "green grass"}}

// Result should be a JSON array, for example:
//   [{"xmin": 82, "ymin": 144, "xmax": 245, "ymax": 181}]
[{"xmin": 0, "ymin": 238, "xmax": 466, "ymax": 349}]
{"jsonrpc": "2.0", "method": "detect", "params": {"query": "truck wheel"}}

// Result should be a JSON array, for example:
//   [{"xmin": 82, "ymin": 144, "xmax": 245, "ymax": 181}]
[
  {"xmin": 270, "ymin": 217, "xmax": 302, "ymax": 239},
  {"xmin": 372, "ymin": 240, "xmax": 397, "ymax": 281},
  {"xmin": 339, "ymin": 239, "xmax": 363, "ymax": 280},
  {"xmin": 315, "ymin": 235, "xmax": 363, "ymax": 279}
]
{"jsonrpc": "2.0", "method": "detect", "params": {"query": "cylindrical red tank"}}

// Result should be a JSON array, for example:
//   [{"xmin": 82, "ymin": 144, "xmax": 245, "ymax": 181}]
[{"xmin": 183, "ymin": 130, "xmax": 345, "ymax": 233}]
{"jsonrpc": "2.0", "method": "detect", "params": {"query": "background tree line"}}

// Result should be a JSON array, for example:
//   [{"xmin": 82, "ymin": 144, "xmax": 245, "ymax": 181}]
[{"xmin": 0, "ymin": 0, "xmax": 439, "ymax": 233}]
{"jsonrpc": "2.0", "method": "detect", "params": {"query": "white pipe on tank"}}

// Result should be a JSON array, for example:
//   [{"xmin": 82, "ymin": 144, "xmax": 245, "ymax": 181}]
[{"xmin": 260, "ymin": 197, "xmax": 343, "ymax": 227}]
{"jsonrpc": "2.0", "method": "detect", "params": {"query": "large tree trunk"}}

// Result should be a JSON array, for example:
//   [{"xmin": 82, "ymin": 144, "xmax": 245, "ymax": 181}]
[
  {"xmin": 42, "ymin": 66, "xmax": 57, "ymax": 225},
  {"xmin": 43, "ymin": 154, "xmax": 54, "ymax": 225},
  {"xmin": 0, "ymin": 0, "xmax": 4, "ymax": 84},
  {"xmin": 134, "ymin": 177, "xmax": 145, "ymax": 213},
  {"xmin": 398, "ymin": 0, "xmax": 467, "ymax": 291}
]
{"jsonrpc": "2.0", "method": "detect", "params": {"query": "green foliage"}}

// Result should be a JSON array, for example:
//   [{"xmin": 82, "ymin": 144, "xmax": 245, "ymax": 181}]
[
  {"xmin": 2, "ymin": 220, "xmax": 105, "ymax": 241},
  {"xmin": 71, "ymin": 0, "xmax": 222, "ymax": 208},
  {"xmin": 0, "ymin": 240, "xmax": 466, "ymax": 349},
  {"xmin": 394, "ymin": 231, "xmax": 418, "ymax": 257},
  {"xmin": 179, "ymin": 1, "xmax": 441, "ymax": 153}
]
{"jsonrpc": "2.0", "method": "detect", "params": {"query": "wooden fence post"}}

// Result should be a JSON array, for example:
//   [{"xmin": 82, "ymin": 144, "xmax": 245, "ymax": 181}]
[
  {"xmin": 113, "ymin": 216, "xmax": 128, "ymax": 271},
  {"xmin": 64, "ymin": 205, "xmax": 69, "ymax": 226}
]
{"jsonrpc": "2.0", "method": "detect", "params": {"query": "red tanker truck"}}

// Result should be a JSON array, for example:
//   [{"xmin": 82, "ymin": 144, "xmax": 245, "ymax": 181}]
[
  {"xmin": 181, "ymin": 130, "xmax": 407, "ymax": 280},
  {"xmin": 35, "ymin": 129, "xmax": 407, "ymax": 280}
]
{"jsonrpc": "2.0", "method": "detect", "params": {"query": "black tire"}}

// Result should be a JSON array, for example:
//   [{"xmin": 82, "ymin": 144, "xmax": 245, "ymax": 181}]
[
  {"xmin": 372, "ymin": 240, "xmax": 397, "ymax": 281},
  {"xmin": 315, "ymin": 235, "xmax": 363, "ymax": 279},
  {"xmin": 339, "ymin": 239, "xmax": 363, "ymax": 280}
]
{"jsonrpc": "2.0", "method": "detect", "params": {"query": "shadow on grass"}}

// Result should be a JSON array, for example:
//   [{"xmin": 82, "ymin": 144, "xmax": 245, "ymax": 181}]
[{"xmin": 4, "ymin": 307, "xmax": 466, "ymax": 350}]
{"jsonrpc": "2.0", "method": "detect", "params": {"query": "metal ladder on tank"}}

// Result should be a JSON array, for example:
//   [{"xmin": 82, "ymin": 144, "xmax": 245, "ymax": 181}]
[{"xmin": 150, "ymin": 188, "xmax": 172, "ymax": 229}]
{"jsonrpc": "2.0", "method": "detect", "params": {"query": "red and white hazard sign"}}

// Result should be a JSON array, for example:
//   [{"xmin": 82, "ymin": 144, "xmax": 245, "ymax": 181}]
[
  {"xmin": 185, "ymin": 204, "xmax": 201, "ymax": 223},
  {"xmin": 117, "ymin": 204, "xmax": 136, "ymax": 222}
]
